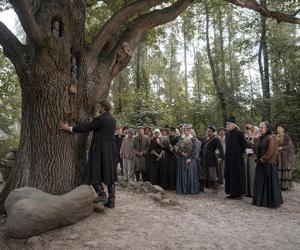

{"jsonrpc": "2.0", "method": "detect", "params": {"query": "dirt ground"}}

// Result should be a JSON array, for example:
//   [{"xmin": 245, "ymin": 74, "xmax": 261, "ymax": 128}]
[{"xmin": 0, "ymin": 180, "xmax": 300, "ymax": 250}]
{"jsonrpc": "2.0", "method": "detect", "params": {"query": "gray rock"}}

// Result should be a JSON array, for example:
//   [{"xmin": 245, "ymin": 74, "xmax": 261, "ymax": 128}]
[
  {"xmin": 142, "ymin": 181, "xmax": 153, "ymax": 190},
  {"xmin": 152, "ymin": 185, "xmax": 164, "ymax": 194},
  {"xmin": 5, "ymin": 185, "xmax": 94, "ymax": 238}
]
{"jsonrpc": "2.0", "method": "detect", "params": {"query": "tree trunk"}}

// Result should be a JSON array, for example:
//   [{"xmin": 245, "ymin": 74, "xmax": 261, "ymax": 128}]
[
  {"xmin": 258, "ymin": 1, "xmax": 271, "ymax": 121},
  {"xmin": 205, "ymin": 3, "xmax": 228, "ymax": 126},
  {"xmin": 0, "ymin": 0, "xmax": 110, "ymax": 212},
  {"xmin": 183, "ymin": 23, "xmax": 188, "ymax": 98}
]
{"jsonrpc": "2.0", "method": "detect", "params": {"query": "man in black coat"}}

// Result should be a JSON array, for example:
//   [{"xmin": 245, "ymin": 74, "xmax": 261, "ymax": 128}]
[
  {"xmin": 59, "ymin": 100, "xmax": 117, "ymax": 208},
  {"xmin": 224, "ymin": 116, "xmax": 247, "ymax": 199},
  {"xmin": 199, "ymin": 124, "xmax": 224, "ymax": 193}
]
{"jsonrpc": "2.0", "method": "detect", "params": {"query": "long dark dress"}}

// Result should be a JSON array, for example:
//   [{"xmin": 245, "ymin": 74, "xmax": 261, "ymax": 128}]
[
  {"xmin": 224, "ymin": 127, "xmax": 247, "ymax": 196},
  {"xmin": 245, "ymin": 136, "xmax": 256, "ymax": 197},
  {"xmin": 160, "ymin": 136, "xmax": 178, "ymax": 190},
  {"xmin": 176, "ymin": 136, "xmax": 199, "ymax": 194},
  {"xmin": 252, "ymin": 134, "xmax": 283, "ymax": 208},
  {"xmin": 73, "ymin": 112, "xmax": 118, "ymax": 186},
  {"xmin": 148, "ymin": 138, "xmax": 163, "ymax": 185},
  {"xmin": 277, "ymin": 133, "xmax": 294, "ymax": 190}
]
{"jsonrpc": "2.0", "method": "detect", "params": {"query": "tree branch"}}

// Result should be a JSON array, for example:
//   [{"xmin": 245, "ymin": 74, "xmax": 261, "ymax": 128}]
[
  {"xmin": 87, "ymin": 0, "xmax": 166, "ymax": 57},
  {"xmin": 9, "ymin": 0, "xmax": 47, "ymax": 47},
  {"xmin": 0, "ymin": 21, "xmax": 25, "ymax": 66},
  {"xmin": 225, "ymin": 0, "xmax": 300, "ymax": 24},
  {"xmin": 108, "ymin": 0, "xmax": 194, "ymax": 77}
]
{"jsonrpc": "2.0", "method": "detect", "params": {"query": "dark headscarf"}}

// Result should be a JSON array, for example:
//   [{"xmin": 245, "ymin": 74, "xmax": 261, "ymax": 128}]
[{"xmin": 261, "ymin": 121, "xmax": 272, "ymax": 135}]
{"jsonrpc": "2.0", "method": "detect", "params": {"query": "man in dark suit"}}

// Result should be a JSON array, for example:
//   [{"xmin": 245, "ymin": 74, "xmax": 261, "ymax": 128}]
[
  {"xmin": 59, "ymin": 100, "xmax": 117, "ymax": 208},
  {"xmin": 224, "ymin": 116, "xmax": 247, "ymax": 199},
  {"xmin": 199, "ymin": 124, "xmax": 224, "ymax": 193}
]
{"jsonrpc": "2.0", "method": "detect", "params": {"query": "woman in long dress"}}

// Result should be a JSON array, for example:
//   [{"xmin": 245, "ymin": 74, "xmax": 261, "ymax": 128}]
[
  {"xmin": 176, "ymin": 124, "xmax": 199, "ymax": 194},
  {"xmin": 244, "ymin": 124, "xmax": 259, "ymax": 197},
  {"xmin": 160, "ymin": 128, "xmax": 178, "ymax": 190},
  {"xmin": 276, "ymin": 124, "xmax": 294, "ymax": 190},
  {"xmin": 148, "ymin": 129, "xmax": 163, "ymax": 185},
  {"xmin": 252, "ymin": 121, "xmax": 283, "ymax": 208}
]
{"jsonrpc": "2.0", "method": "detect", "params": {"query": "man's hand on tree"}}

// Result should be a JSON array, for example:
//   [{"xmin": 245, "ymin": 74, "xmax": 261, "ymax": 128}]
[{"xmin": 59, "ymin": 121, "xmax": 71, "ymax": 132}]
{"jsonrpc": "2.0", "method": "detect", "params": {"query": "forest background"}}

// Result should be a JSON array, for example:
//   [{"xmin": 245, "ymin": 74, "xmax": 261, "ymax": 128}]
[{"xmin": 1, "ymin": 0, "xmax": 300, "ymax": 178}]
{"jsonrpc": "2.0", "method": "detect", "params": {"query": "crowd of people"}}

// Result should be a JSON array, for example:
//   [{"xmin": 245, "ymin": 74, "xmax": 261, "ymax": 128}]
[
  {"xmin": 116, "ymin": 116, "xmax": 295, "ymax": 209},
  {"xmin": 59, "ymin": 100, "xmax": 295, "ymax": 210}
]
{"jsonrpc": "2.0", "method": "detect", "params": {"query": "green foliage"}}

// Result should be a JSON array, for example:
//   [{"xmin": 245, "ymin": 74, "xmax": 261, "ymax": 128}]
[{"xmin": 0, "ymin": 49, "xmax": 21, "ymax": 157}]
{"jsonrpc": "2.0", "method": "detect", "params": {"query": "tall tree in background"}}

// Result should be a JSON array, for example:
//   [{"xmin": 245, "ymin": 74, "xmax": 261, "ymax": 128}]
[
  {"xmin": 205, "ymin": 2, "xmax": 228, "ymax": 125},
  {"xmin": 258, "ymin": 0, "xmax": 271, "ymax": 121}
]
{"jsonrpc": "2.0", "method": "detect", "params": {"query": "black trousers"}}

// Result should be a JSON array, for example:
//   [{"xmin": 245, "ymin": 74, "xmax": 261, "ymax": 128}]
[{"xmin": 135, "ymin": 170, "xmax": 147, "ymax": 182}]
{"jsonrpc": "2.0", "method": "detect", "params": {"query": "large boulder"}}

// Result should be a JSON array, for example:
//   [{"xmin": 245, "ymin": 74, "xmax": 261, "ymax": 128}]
[{"xmin": 5, "ymin": 185, "xmax": 94, "ymax": 238}]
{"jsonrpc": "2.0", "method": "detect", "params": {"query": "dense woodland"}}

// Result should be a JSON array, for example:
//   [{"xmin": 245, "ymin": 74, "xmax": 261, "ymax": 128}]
[{"xmin": 0, "ymin": 0, "xmax": 300, "ymax": 192}]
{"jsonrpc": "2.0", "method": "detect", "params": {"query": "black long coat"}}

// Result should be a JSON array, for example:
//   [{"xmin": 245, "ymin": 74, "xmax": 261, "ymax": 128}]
[
  {"xmin": 224, "ymin": 127, "xmax": 247, "ymax": 196},
  {"xmin": 73, "ymin": 112, "xmax": 117, "ymax": 186},
  {"xmin": 200, "ymin": 135, "xmax": 224, "ymax": 168}
]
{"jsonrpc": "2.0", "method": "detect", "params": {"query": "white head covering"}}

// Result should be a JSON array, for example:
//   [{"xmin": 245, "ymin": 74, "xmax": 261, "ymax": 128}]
[{"xmin": 153, "ymin": 128, "xmax": 161, "ymax": 135}]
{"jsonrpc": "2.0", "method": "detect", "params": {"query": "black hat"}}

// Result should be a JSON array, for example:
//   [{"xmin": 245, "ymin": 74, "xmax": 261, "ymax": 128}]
[
  {"xmin": 227, "ymin": 116, "xmax": 236, "ymax": 124},
  {"xmin": 170, "ymin": 126, "xmax": 176, "ymax": 132},
  {"xmin": 207, "ymin": 124, "xmax": 216, "ymax": 132},
  {"xmin": 161, "ymin": 124, "xmax": 170, "ymax": 132},
  {"xmin": 122, "ymin": 126, "xmax": 129, "ymax": 130}
]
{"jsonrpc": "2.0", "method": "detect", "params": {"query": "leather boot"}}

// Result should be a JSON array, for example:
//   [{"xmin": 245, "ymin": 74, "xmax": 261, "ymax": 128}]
[
  {"xmin": 105, "ymin": 184, "xmax": 115, "ymax": 208},
  {"xmin": 199, "ymin": 181, "xmax": 205, "ymax": 192},
  {"xmin": 211, "ymin": 181, "xmax": 218, "ymax": 193},
  {"xmin": 93, "ymin": 184, "xmax": 108, "ymax": 204}
]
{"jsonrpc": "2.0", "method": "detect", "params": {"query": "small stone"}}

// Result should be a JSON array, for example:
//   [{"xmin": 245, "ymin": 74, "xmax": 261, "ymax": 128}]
[
  {"xmin": 27, "ymin": 235, "xmax": 41, "ymax": 245},
  {"xmin": 152, "ymin": 185, "xmax": 164, "ymax": 194},
  {"xmin": 84, "ymin": 240, "xmax": 100, "ymax": 247},
  {"xmin": 68, "ymin": 234, "xmax": 80, "ymax": 240},
  {"xmin": 142, "ymin": 181, "xmax": 153, "ymax": 190}
]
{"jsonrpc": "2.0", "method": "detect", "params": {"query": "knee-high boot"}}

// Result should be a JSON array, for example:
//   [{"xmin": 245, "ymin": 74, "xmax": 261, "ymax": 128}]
[
  {"xmin": 93, "ymin": 184, "xmax": 108, "ymax": 204},
  {"xmin": 105, "ymin": 184, "xmax": 115, "ymax": 208},
  {"xmin": 211, "ymin": 181, "xmax": 218, "ymax": 193},
  {"xmin": 199, "ymin": 180, "xmax": 205, "ymax": 192}
]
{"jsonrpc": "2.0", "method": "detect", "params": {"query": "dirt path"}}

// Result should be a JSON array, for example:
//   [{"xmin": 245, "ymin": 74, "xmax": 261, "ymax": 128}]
[{"xmin": 1, "ymin": 182, "xmax": 300, "ymax": 250}]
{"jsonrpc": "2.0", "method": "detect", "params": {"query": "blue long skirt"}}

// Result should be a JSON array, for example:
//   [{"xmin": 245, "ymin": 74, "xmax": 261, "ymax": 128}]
[{"xmin": 176, "ymin": 156, "xmax": 199, "ymax": 194}]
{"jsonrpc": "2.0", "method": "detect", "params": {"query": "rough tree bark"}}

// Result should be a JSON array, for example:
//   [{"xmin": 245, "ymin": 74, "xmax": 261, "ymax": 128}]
[{"xmin": 0, "ymin": 0, "xmax": 194, "ymax": 213}]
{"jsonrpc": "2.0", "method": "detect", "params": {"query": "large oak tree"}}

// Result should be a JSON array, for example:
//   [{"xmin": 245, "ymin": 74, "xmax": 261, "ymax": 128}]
[{"xmin": 0, "ymin": 0, "xmax": 299, "ymax": 212}]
